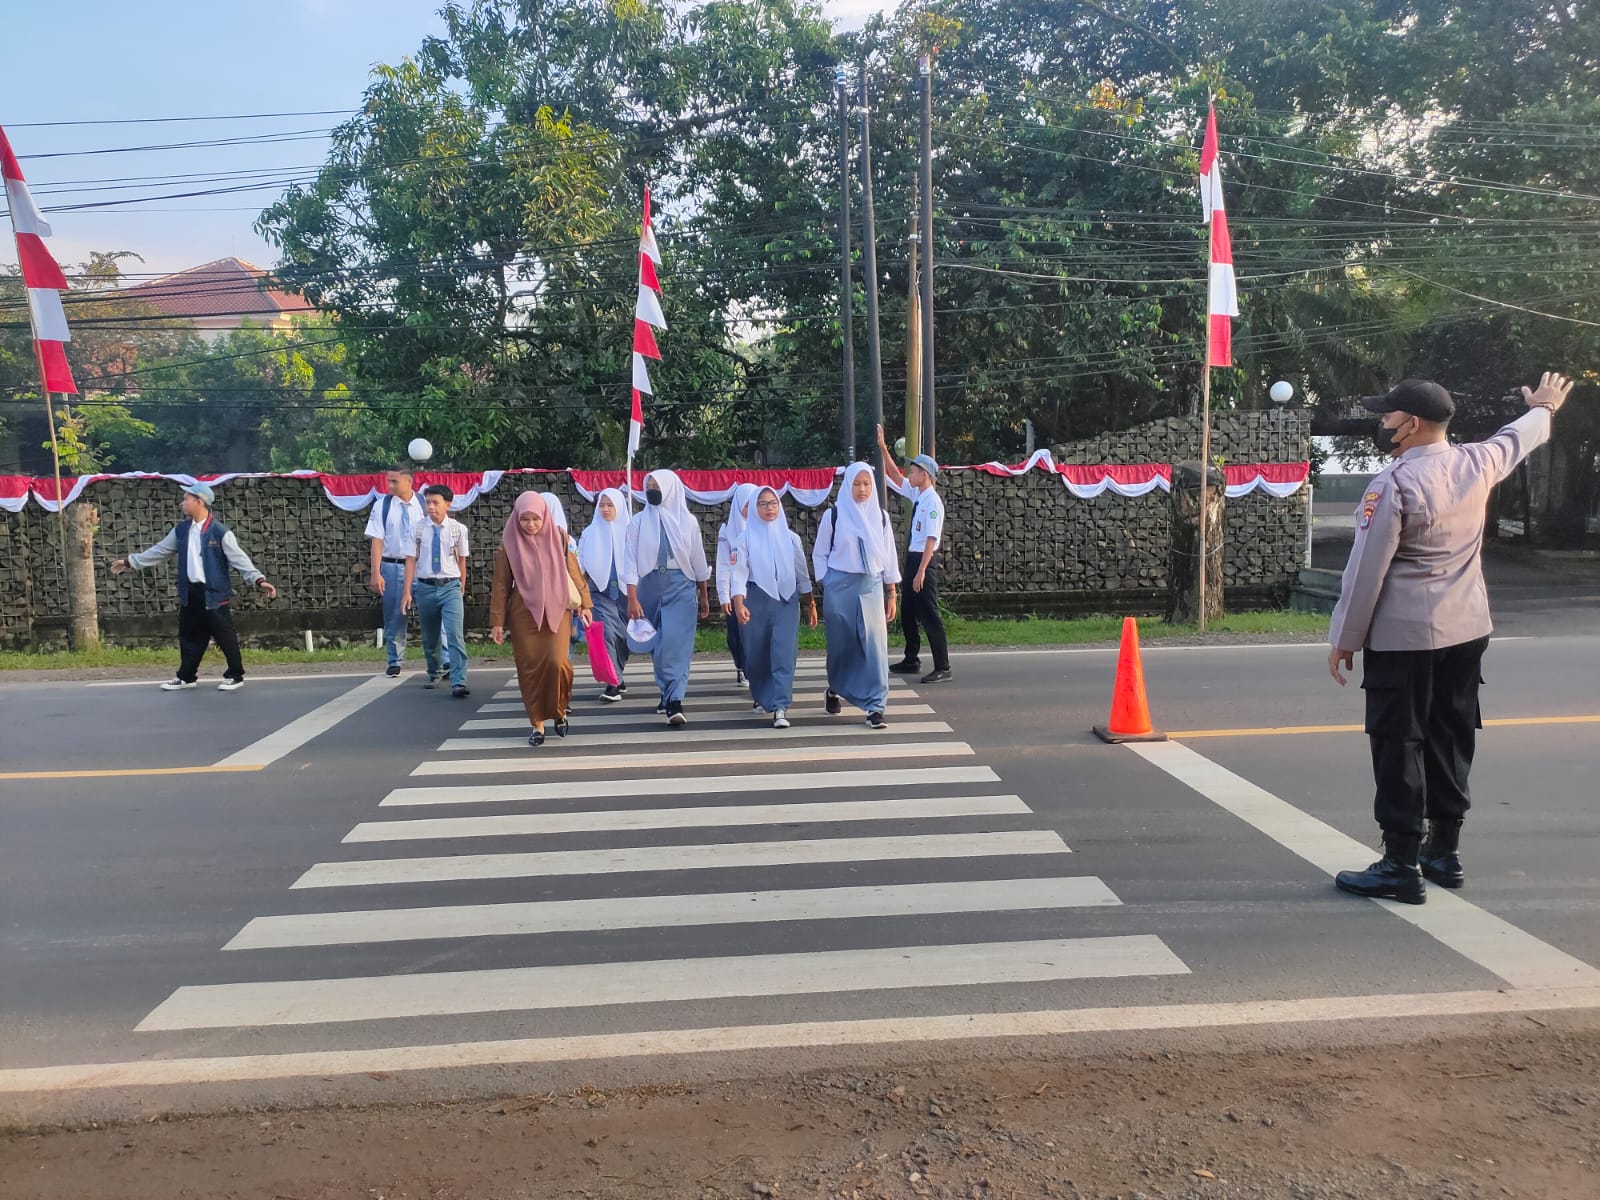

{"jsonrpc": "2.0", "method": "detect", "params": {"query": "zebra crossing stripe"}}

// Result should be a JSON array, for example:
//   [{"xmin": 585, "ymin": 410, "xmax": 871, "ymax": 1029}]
[
  {"xmin": 292, "ymin": 829, "xmax": 1070, "ymax": 888},
  {"xmin": 410, "ymin": 741, "xmax": 975, "ymax": 777},
  {"xmin": 138, "ymin": 936, "xmax": 1186, "ymax": 1030},
  {"xmin": 460, "ymin": 703, "xmax": 938, "ymax": 726},
  {"xmin": 435, "ymin": 720, "xmax": 954, "ymax": 752}
]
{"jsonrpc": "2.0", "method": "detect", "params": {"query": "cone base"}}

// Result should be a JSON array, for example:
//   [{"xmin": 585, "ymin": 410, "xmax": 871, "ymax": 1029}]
[{"xmin": 1093, "ymin": 725, "xmax": 1168, "ymax": 744}]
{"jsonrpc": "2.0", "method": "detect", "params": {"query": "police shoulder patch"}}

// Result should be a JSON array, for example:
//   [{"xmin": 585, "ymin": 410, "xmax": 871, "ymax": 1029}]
[{"xmin": 1363, "ymin": 490, "xmax": 1382, "ymax": 502}]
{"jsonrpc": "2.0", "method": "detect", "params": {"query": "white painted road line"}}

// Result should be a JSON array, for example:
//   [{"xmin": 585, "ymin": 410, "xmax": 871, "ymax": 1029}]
[
  {"xmin": 411, "ymin": 740, "xmax": 976, "ymax": 777},
  {"xmin": 211, "ymin": 674, "xmax": 398, "ymax": 768},
  {"xmin": 1129, "ymin": 740, "xmax": 1600, "ymax": 991},
  {"xmin": 138, "ymin": 935, "xmax": 1182, "ymax": 1030},
  {"xmin": 463, "ymin": 702, "xmax": 939, "ymax": 726},
  {"xmin": 436, "ymin": 720, "xmax": 955, "ymax": 752},
  {"xmin": 292, "ymin": 829, "xmax": 1070, "ymax": 888},
  {"xmin": 12, "ymin": 985, "xmax": 1597, "ymax": 1094},
  {"xmin": 381, "ymin": 765, "xmax": 1001, "ymax": 808},
  {"xmin": 225, "ymin": 877, "xmax": 1120, "ymax": 950},
  {"xmin": 347, "ymin": 793, "xmax": 1032, "ymax": 842}
]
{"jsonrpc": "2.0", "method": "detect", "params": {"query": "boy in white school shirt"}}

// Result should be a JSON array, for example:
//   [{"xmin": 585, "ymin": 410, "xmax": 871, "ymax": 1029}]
[
  {"xmin": 402, "ymin": 484, "xmax": 472, "ymax": 697},
  {"xmin": 365, "ymin": 464, "xmax": 426, "ymax": 677}
]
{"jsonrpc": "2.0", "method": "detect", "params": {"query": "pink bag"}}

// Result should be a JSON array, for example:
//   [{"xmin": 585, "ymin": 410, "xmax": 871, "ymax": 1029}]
[{"xmin": 585, "ymin": 619, "xmax": 621, "ymax": 686}]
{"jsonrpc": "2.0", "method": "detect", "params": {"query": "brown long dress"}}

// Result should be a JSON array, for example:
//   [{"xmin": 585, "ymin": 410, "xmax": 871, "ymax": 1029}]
[{"xmin": 490, "ymin": 546, "xmax": 593, "ymax": 728}]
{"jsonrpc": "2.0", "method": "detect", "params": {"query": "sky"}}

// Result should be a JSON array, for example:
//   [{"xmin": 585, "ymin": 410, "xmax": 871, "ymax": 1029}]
[{"xmin": 2, "ymin": 0, "xmax": 887, "ymax": 282}]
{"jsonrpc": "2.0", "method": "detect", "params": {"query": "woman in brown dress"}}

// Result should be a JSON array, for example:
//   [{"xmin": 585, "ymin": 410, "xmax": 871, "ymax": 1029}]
[{"xmin": 490, "ymin": 492, "xmax": 593, "ymax": 746}]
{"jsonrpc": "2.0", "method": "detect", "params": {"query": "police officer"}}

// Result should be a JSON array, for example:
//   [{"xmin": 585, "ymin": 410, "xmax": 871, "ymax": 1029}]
[
  {"xmin": 876, "ymin": 424, "xmax": 951, "ymax": 683},
  {"xmin": 1328, "ymin": 371, "xmax": 1574, "ymax": 904}
]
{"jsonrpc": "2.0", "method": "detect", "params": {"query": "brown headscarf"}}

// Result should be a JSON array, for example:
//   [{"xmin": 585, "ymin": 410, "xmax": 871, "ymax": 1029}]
[{"xmin": 502, "ymin": 491, "xmax": 570, "ymax": 630}]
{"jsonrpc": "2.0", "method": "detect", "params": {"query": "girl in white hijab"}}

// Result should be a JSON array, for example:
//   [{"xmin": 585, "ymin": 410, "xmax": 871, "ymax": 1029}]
[
  {"xmin": 577, "ymin": 487, "xmax": 632, "ymax": 701},
  {"xmin": 731, "ymin": 486, "xmax": 817, "ymax": 728},
  {"xmin": 540, "ymin": 492, "xmax": 579, "ymax": 555},
  {"xmin": 715, "ymin": 482, "xmax": 761, "ymax": 686},
  {"xmin": 620, "ymin": 469, "xmax": 712, "ymax": 726},
  {"xmin": 811, "ymin": 462, "xmax": 900, "ymax": 727}
]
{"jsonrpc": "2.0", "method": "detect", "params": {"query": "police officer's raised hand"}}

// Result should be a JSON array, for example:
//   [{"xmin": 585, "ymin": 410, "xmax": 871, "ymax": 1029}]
[
  {"xmin": 1521, "ymin": 371, "xmax": 1574, "ymax": 413},
  {"xmin": 1328, "ymin": 647, "xmax": 1353, "ymax": 686}
]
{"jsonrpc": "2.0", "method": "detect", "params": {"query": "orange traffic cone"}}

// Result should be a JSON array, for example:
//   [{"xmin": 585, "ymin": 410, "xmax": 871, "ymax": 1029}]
[{"xmin": 1093, "ymin": 617, "xmax": 1167, "ymax": 743}]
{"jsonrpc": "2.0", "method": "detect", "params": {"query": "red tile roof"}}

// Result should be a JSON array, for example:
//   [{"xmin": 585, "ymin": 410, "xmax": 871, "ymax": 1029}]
[{"xmin": 118, "ymin": 257, "xmax": 315, "ymax": 320}]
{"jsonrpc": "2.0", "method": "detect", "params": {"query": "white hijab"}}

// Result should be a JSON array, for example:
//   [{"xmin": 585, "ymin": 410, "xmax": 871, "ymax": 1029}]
[
  {"xmin": 540, "ymin": 492, "xmax": 569, "ymax": 532},
  {"xmin": 832, "ymin": 461, "xmax": 887, "ymax": 576},
  {"xmin": 577, "ymin": 487, "xmax": 629, "ymax": 587},
  {"xmin": 635, "ymin": 469, "xmax": 703, "ymax": 579},
  {"xmin": 720, "ymin": 482, "xmax": 759, "ymax": 545},
  {"xmin": 741, "ymin": 487, "xmax": 797, "ymax": 601}
]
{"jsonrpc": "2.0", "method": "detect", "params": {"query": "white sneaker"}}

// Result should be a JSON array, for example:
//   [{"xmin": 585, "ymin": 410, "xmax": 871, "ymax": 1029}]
[
  {"xmin": 772, "ymin": 709, "xmax": 790, "ymax": 729},
  {"xmin": 752, "ymin": 701, "xmax": 763, "ymax": 712},
  {"xmin": 218, "ymin": 677, "xmax": 245, "ymax": 692},
  {"xmin": 159, "ymin": 678, "xmax": 196, "ymax": 691}
]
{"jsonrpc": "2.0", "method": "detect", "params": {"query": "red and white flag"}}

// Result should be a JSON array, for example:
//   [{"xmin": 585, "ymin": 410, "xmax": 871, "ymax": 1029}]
[
  {"xmin": 1, "ymin": 124, "xmax": 77, "ymax": 394},
  {"xmin": 629, "ymin": 186, "xmax": 666, "ymax": 457},
  {"xmin": 1198, "ymin": 105, "xmax": 1238, "ymax": 368}
]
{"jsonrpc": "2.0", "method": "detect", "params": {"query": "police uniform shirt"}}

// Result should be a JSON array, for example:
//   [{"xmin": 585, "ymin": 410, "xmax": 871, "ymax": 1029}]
[
  {"xmin": 409, "ymin": 517, "xmax": 471, "ymax": 580},
  {"xmin": 364, "ymin": 493, "xmax": 425, "ymax": 558},
  {"xmin": 1328, "ymin": 407, "xmax": 1552, "ymax": 653},
  {"xmin": 889, "ymin": 477, "xmax": 945, "ymax": 554}
]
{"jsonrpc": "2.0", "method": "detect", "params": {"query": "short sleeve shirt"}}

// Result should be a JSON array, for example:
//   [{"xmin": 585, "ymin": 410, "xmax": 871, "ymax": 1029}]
[
  {"xmin": 363, "ymin": 494, "xmax": 424, "ymax": 557},
  {"xmin": 889, "ymin": 478, "xmax": 944, "ymax": 554},
  {"xmin": 410, "ymin": 518, "xmax": 470, "ymax": 579}
]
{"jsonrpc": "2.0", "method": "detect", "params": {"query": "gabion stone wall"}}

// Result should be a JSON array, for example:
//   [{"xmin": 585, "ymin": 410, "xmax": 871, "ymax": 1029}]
[{"xmin": 1, "ymin": 413, "xmax": 1310, "ymax": 647}]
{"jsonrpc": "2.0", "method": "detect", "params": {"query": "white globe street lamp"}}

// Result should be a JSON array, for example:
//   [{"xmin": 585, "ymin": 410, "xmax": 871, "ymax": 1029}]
[{"xmin": 407, "ymin": 437, "xmax": 434, "ymax": 463}]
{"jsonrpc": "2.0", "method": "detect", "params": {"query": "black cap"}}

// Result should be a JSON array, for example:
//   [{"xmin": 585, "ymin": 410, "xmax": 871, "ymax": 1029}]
[{"xmin": 1361, "ymin": 378, "xmax": 1455, "ymax": 422}]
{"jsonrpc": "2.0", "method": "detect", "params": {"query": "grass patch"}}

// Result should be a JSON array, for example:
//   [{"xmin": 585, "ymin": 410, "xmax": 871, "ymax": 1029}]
[{"xmin": 1, "ymin": 610, "xmax": 1326, "ymax": 672}]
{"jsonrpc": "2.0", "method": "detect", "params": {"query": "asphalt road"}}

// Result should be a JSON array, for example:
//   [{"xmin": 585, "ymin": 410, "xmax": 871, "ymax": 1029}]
[{"xmin": 3, "ymin": 633, "xmax": 1598, "ymax": 1119}]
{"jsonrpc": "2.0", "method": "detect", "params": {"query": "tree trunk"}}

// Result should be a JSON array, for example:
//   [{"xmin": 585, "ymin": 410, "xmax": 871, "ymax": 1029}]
[
  {"xmin": 63, "ymin": 501, "xmax": 101, "ymax": 651},
  {"xmin": 1166, "ymin": 460, "xmax": 1225, "ymax": 626}
]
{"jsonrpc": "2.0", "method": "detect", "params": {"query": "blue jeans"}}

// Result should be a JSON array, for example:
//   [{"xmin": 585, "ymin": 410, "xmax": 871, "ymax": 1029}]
[
  {"xmin": 380, "ymin": 559, "xmax": 412, "ymax": 667},
  {"xmin": 414, "ymin": 579, "xmax": 467, "ymax": 686}
]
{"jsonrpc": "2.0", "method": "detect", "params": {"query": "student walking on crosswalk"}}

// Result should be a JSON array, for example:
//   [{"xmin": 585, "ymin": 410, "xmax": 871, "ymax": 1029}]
[
  {"xmin": 577, "ymin": 487, "xmax": 633, "ymax": 702},
  {"xmin": 715, "ymin": 483, "xmax": 759, "ymax": 686},
  {"xmin": 731, "ymin": 486, "xmax": 818, "ymax": 729},
  {"xmin": 401, "ymin": 484, "xmax": 472, "ymax": 697},
  {"xmin": 813, "ymin": 462, "xmax": 901, "ymax": 729},
  {"xmin": 490, "ymin": 492, "xmax": 594, "ymax": 746},
  {"xmin": 622, "ymin": 469, "xmax": 712, "ymax": 727}
]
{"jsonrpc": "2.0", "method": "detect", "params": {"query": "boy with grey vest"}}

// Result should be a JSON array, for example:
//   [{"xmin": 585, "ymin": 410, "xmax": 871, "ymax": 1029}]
[{"xmin": 112, "ymin": 482, "xmax": 278, "ymax": 691}]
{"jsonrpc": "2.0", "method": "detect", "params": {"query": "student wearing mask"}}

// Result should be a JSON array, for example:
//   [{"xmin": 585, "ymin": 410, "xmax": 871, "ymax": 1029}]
[
  {"xmin": 577, "ymin": 487, "xmax": 633, "ymax": 701},
  {"xmin": 622, "ymin": 469, "xmax": 711, "ymax": 727}
]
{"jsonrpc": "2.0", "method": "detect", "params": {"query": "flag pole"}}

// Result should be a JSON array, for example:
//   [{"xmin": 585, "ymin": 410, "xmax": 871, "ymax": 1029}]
[{"xmin": 1197, "ymin": 206, "xmax": 1214, "ymax": 635}]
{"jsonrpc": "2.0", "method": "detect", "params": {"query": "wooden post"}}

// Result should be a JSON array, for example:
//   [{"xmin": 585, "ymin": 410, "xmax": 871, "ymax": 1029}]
[{"xmin": 1167, "ymin": 460, "xmax": 1225, "ymax": 626}]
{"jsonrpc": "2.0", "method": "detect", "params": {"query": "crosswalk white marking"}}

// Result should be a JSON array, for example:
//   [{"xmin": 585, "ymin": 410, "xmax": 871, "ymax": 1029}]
[
  {"xmin": 411, "ymin": 740, "xmax": 976, "ymax": 777},
  {"xmin": 380, "ymin": 765, "xmax": 1002, "ymax": 808},
  {"xmin": 347, "ymin": 794, "xmax": 1032, "ymax": 842},
  {"xmin": 292, "ymin": 830, "xmax": 1071, "ymax": 888},
  {"xmin": 224, "ymin": 877, "xmax": 1120, "ymax": 950},
  {"xmin": 463, "ymin": 702, "xmax": 939, "ymax": 725},
  {"xmin": 436, "ymin": 719, "xmax": 955, "ymax": 752},
  {"xmin": 139, "ymin": 936, "xmax": 1188, "ymax": 1030}
]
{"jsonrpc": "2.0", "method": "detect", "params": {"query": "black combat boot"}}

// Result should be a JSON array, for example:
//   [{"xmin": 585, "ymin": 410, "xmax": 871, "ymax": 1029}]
[
  {"xmin": 1420, "ymin": 818, "xmax": 1465, "ymax": 889},
  {"xmin": 1335, "ymin": 832, "xmax": 1426, "ymax": 905}
]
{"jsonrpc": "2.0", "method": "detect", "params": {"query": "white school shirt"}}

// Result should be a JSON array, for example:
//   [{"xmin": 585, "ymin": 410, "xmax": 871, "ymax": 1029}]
[
  {"xmin": 889, "ymin": 478, "xmax": 945, "ymax": 555},
  {"xmin": 715, "ymin": 529, "xmax": 737, "ymax": 606},
  {"xmin": 730, "ymin": 529, "xmax": 814, "ymax": 601},
  {"xmin": 364, "ymin": 493, "xmax": 425, "ymax": 559},
  {"xmin": 409, "ymin": 517, "xmax": 471, "ymax": 580},
  {"xmin": 810, "ymin": 506, "xmax": 902, "ymax": 585}
]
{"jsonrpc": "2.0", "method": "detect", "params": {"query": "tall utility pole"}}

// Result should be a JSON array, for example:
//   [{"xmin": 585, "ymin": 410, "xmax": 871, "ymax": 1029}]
[
  {"xmin": 836, "ymin": 65, "xmax": 856, "ymax": 464},
  {"xmin": 918, "ymin": 53, "xmax": 935, "ymax": 458},
  {"xmin": 904, "ymin": 182, "xmax": 922, "ymax": 461},
  {"xmin": 859, "ymin": 64, "xmax": 886, "ymax": 504}
]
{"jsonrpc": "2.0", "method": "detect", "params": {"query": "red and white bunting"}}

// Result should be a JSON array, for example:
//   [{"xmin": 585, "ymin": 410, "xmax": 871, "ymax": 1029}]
[
  {"xmin": 1, "ymin": 124, "xmax": 77, "ymax": 395},
  {"xmin": 1199, "ymin": 105, "xmax": 1238, "ymax": 369},
  {"xmin": 629, "ymin": 186, "xmax": 666, "ymax": 456}
]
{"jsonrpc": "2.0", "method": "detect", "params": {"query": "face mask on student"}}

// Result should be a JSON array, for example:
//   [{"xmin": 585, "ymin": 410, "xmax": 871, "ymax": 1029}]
[{"xmin": 645, "ymin": 487, "xmax": 663, "ymax": 506}]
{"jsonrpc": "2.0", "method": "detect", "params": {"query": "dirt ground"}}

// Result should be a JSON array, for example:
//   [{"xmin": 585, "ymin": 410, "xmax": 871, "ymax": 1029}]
[{"xmin": 6, "ymin": 1024, "xmax": 1597, "ymax": 1200}]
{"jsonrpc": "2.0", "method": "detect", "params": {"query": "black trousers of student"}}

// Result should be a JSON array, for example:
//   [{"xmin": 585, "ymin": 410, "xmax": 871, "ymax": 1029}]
[
  {"xmin": 177, "ymin": 589, "xmax": 245, "ymax": 682},
  {"xmin": 900, "ymin": 549, "xmax": 949, "ymax": 672},
  {"xmin": 1361, "ymin": 635, "xmax": 1488, "ymax": 836}
]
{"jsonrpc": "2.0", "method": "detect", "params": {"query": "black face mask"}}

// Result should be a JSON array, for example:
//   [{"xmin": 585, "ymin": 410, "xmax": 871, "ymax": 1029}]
[
  {"xmin": 1373, "ymin": 417, "xmax": 1410, "ymax": 455},
  {"xmin": 645, "ymin": 487, "xmax": 663, "ymax": 506}
]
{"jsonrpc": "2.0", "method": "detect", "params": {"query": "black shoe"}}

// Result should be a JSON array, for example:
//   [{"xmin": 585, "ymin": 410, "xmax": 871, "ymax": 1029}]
[
  {"xmin": 735, "ymin": 669, "xmax": 745, "ymax": 686},
  {"xmin": 889, "ymin": 659, "xmax": 921, "ymax": 674},
  {"xmin": 385, "ymin": 664, "xmax": 402, "ymax": 678},
  {"xmin": 920, "ymin": 668, "xmax": 952, "ymax": 684},
  {"xmin": 1421, "ymin": 819, "xmax": 1465, "ymax": 889},
  {"xmin": 423, "ymin": 675, "xmax": 439, "ymax": 689},
  {"xmin": 554, "ymin": 716, "xmax": 569, "ymax": 738},
  {"xmin": 618, "ymin": 682, "xmax": 629, "ymax": 696},
  {"xmin": 451, "ymin": 684, "xmax": 470, "ymax": 699},
  {"xmin": 866, "ymin": 711, "xmax": 887, "ymax": 729},
  {"xmin": 1335, "ymin": 833, "xmax": 1425, "ymax": 904},
  {"xmin": 824, "ymin": 688, "xmax": 842, "ymax": 715},
  {"xmin": 666, "ymin": 700, "xmax": 687, "ymax": 727},
  {"xmin": 600, "ymin": 685, "xmax": 623, "ymax": 703},
  {"xmin": 528, "ymin": 730, "xmax": 546, "ymax": 747},
  {"xmin": 656, "ymin": 697, "xmax": 668, "ymax": 715}
]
